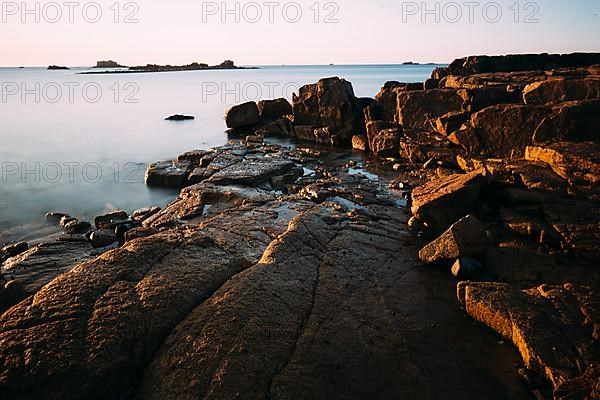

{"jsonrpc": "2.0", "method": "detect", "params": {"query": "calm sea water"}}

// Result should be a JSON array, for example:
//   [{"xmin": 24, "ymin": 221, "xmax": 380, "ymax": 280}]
[{"xmin": 0, "ymin": 64, "xmax": 438, "ymax": 232}]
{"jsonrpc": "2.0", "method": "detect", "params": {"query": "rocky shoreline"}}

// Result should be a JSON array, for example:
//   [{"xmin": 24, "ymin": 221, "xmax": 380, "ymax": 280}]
[{"xmin": 1, "ymin": 52, "xmax": 599, "ymax": 400}]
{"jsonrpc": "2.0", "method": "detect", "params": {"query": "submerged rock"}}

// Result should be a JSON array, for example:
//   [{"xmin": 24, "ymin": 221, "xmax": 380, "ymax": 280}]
[
  {"xmin": 94, "ymin": 210, "xmax": 130, "ymax": 229},
  {"xmin": 90, "ymin": 229, "xmax": 118, "ymax": 248},
  {"xmin": 45, "ymin": 212, "xmax": 70, "ymax": 226}
]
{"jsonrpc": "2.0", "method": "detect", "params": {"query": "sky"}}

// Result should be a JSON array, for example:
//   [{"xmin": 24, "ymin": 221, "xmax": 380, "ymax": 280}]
[{"xmin": 0, "ymin": 0, "xmax": 598, "ymax": 66}]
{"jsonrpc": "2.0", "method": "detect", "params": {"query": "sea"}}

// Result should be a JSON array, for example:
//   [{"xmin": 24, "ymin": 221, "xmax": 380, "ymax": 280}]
[{"xmin": 0, "ymin": 64, "xmax": 439, "ymax": 236}]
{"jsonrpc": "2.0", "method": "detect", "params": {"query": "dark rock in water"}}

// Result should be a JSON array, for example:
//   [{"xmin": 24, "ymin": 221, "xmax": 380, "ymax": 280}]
[
  {"xmin": 165, "ymin": 114, "xmax": 195, "ymax": 121},
  {"xmin": 145, "ymin": 160, "xmax": 192, "ymax": 188},
  {"xmin": 1, "ymin": 242, "xmax": 29, "ymax": 260},
  {"xmin": 257, "ymin": 98, "xmax": 292, "ymax": 120},
  {"xmin": 60, "ymin": 216, "xmax": 78, "ymax": 228},
  {"xmin": 419, "ymin": 215, "xmax": 489, "ymax": 263},
  {"xmin": 45, "ymin": 212, "xmax": 70, "ymax": 226},
  {"xmin": 90, "ymin": 229, "xmax": 118, "ymax": 248},
  {"xmin": 114, "ymin": 222, "xmax": 139, "ymax": 239},
  {"xmin": 225, "ymin": 101, "xmax": 260, "ymax": 128},
  {"xmin": 47, "ymin": 65, "xmax": 69, "ymax": 70},
  {"xmin": 94, "ymin": 210, "xmax": 129, "ymax": 229},
  {"xmin": 292, "ymin": 77, "xmax": 365, "ymax": 146},
  {"xmin": 64, "ymin": 221, "xmax": 92, "ymax": 235},
  {"xmin": 457, "ymin": 282, "xmax": 599, "ymax": 399},
  {"xmin": 411, "ymin": 171, "xmax": 487, "ymax": 233},
  {"xmin": 124, "ymin": 227, "xmax": 159, "ymax": 242},
  {"xmin": 132, "ymin": 207, "xmax": 161, "ymax": 222},
  {"xmin": 451, "ymin": 257, "xmax": 483, "ymax": 279}
]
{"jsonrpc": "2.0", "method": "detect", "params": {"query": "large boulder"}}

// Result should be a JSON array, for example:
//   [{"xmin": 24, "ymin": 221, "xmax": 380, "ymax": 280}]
[
  {"xmin": 457, "ymin": 282, "xmax": 599, "ymax": 399},
  {"xmin": 225, "ymin": 101, "xmax": 260, "ymax": 128},
  {"xmin": 419, "ymin": 215, "xmax": 488, "ymax": 263},
  {"xmin": 373, "ymin": 82, "xmax": 422, "ymax": 122},
  {"xmin": 470, "ymin": 104, "xmax": 549, "ymax": 157},
  {"xmin": 292, "ymin": 77, "xmax": 365, "ymax": 146},
  {"xmin": 533, "ymin": 99, "xmax": 600, "ymax": 143},
  {"xmin": 411, "ymin": 171, "xmax": 487, "ymax": 233},
  {"xmin": 396, "ymin": 89, "xmax": 464, "ymax": 130},
  {"xmin": 523, "ymin": 78, "xmax": 600, "ymax": 105},
  {"xmin": 257, "ymin": 98, "xmax": 292, "ymax": 120},
  {"xmin": 365, "ymin": 120, "xmax": 401, "ymax": 158}
]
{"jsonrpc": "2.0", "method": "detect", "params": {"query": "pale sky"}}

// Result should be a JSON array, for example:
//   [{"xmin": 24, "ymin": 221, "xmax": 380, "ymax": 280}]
[{"xmin": 0, "ymin": 0, "xmax": 599, "ymax": 66}]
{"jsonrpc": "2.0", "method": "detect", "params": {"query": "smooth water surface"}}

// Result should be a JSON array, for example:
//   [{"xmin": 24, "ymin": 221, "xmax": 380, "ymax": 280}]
[{"xmin": 0, "ymin": 64, "xmax": 438, "ymax": 231}]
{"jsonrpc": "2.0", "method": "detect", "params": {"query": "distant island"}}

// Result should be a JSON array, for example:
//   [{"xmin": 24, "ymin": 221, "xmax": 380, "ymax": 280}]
[
  {"xmin": 94, "ymin": 60, "xmax": 126, "ymax": 68},
  {"xmin": 402, "ymin": 61, "xmax": 437, "ymax": 66},
  {"xmin": 47, "ymin": 65, "xmax": 69, "ymax": 70},
  {"xmin": 81, "ymin": 60, "xmax": 255, "ymax": 74}
]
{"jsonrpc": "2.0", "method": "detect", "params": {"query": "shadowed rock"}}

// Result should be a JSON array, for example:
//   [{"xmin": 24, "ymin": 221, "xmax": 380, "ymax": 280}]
[
  {"xmin": 419, "ymin": 215, "xmax": 489, "ymax": 264},
  {"xmin": 458, "ymin": 282, "xmax": 599, "ymax": 399}
]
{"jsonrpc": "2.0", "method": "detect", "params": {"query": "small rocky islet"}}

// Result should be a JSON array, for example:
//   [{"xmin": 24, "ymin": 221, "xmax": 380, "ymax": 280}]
[{"xmin": 1, "ymin": 52, "xmax": 599, "ymax": 400}]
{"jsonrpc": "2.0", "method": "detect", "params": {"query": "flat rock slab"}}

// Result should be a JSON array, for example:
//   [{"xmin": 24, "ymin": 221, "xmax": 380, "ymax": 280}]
[
  {"xmin": 144, "ymin": 160, "xmax": 192, "ymax": 188},
  {"xmin": 138, "ymin": 204, "xmax": 428, "ymax": 400},
  {"xmin": 143, "ymin": 182, "xmax": 277, "ymax": 228},
  {"xmin": 1, "ymin": 240, "xmax": 97, "ymax": 296},
  {"xmin": 458, "ymin": 282, "xmax": 599, "ymax": 399},
  {"xmin": 208, "ymin": 156, "xmax": 300, "ymax": 187}
]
